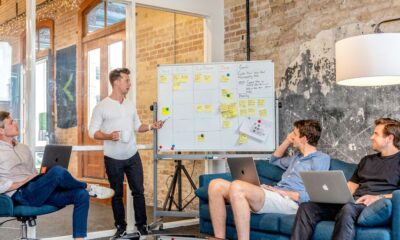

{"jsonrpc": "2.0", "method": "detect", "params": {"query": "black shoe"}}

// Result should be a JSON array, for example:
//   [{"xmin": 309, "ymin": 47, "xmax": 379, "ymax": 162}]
[
  {"xmin": 137, "ymin": 225, "xmax": 148, "ymax": 235},
  {"xmin": 110, "ymin": 227, "xmax": 127, "ymax": 240}
]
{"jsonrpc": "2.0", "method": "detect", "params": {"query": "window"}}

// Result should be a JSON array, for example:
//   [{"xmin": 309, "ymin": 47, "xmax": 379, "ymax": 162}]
[{"xmin": 85, "ymin": 1, "xmax": 126, "ymax": 35}]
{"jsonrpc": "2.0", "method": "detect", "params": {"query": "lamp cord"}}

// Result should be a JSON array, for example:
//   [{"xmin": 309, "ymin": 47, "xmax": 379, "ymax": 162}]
[{"xmin": 374, "ymin": 17, "xmax": 400, "ymax": 33}]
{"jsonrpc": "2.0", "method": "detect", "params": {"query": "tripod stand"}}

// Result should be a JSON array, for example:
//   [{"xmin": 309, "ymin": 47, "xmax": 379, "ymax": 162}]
[{"xmin": 162, "ymin": 160, "xmax": 197, "ymax": 211}]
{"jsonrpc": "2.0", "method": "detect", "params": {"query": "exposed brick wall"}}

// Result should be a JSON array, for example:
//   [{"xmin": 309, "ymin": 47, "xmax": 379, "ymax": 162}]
[
  {"xmin": 136, "ymin": 7, "xmax": 204, "ymax": 210},
  {"xmin": 224, "ymin": 0, "xmax": 400, "ymax": 162}
]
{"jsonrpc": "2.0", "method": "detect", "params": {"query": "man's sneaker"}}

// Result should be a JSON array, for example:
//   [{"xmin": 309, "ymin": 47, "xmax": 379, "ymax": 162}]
[
  {"xmin": 137, "ymin": 225, "xmax": 148, "ymax": 235},
  {"xmin": 88, "ymin": 184, "xmax": 115, "ymax": 199},
  {"xmin": 109, "ymin": 227, "xmax": 126, "ymax": 240}
]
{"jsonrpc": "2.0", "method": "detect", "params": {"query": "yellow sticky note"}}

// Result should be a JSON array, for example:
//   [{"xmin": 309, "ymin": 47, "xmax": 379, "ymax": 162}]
[
  {"xmin": 195, "ymin": 73, "xmax": 203, "ymax": 83},
  {"xmin": 173, "ymin": 74, "xmax": 180, "ymax": 82},
  {"xmin": 239, "ymin": 100, "xmax": 247, "ymax": 108},
  {"xmin": 240, "ymin": 108, "xmax": 247, "ymax": 116},
  {"xmin": 222, "ymin": 120, "xmax": 231, "ymax": 129},
  {"xmin": 204, "ymin": 74, "xmax": 212, "ymax": 83},
  {"xmin": 248, "ymin": 99, "xmax": 256, "ymax": 108},
  {"xmin": 248, "ymin": 108, "xmax": 257, "ymax": 116},
  {"xmin": 204, "ymin": 104, "xmax": 213, "ymax": 112},
  {"xmin": 196, "ymin": 104, "xmax": 204, "ymax": 112},
  {"xmin": 173, "ymin": 83, "xmax": 181, "ymax": 91},
  {"xmin": 259, "ymin": 109, "xmax": 267, "ymax": 118},
  {"xmin": 258, "ymin": 99, "xmax": 266, "ymax": 107},
  {"xmin": 220, "ymin": 75, "xmax": 229, "ymax": 82},
  {"xmin": 161, "ymin": 107, "xmax": 170, "ymax": 116},
  {"xmin": 239, "ymin": 133, "xmax": 248, "ymax": 144},
  {"xmin": 160, "ymin": 75, "xmax": 168, "ymax": 83},
  {"xmin": 221, "ymin": 89, "xmax": 233, "ymax": 100},
  {"xmin": 197, "ymin": 134, "xmax": 205, "ymax": 142},
  {"xmin": 220, "ymin": 104, "xmax": 228, "ymax": 112},
  {"xmin": 181, "ymin": 74, "xmax": 189, "ymax": 82}
]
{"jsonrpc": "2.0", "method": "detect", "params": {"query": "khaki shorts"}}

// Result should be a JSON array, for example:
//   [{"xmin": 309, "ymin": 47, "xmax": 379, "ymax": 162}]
[{"xmin": 254, "ymin": 189, "xmax": 299, "ymax": 214}]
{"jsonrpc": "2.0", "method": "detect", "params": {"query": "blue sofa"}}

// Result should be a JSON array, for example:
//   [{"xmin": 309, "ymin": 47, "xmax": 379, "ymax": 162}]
[{"xmin": 195, "ymin": 159, "xmax": 400, "ymax": 240}]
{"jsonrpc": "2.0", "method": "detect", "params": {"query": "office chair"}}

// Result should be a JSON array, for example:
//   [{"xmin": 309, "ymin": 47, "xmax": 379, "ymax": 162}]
[{"xmin": 0, "ymin": 194, "xmax": 61, "ymax": 240}]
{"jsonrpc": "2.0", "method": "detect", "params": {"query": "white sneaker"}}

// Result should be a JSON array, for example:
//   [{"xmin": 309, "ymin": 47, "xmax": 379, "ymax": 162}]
[{"xmin": 88, "ymin": 184, "xmax": 115, "ymax": 199}]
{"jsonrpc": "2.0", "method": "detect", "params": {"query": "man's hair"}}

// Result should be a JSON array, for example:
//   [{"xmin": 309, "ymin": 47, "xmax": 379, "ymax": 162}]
[
  {"xmin": 375, "ymin": 118, "xmax": 400, "ymax": 149},
  {"xmin": 293, "ymin": 119, "xmax": 321, "ymax": 147},
  {"xmin": 109, "ymin": 68, "xmax": 130, "ymax": 86},
  {"xmin": 0, "ymin": 111, "xmax": 10, "ymax": 128}
]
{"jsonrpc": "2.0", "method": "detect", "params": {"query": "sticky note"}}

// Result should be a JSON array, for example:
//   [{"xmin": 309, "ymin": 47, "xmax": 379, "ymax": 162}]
[
  {"xmin": 222, "ymin": 120, "xmax": 231, "ymax": 128},
  {"xmin": 248, "ymin": 108, "xmax": 256, "ymax": 116},
  {"xmin": 195, "ymin": 73, "xmax": 203, "ymax": 83},
  {"xmin": 248, "ymin": 99, "xmax": 256, "ymax": 108},
  {"xmin": 239, "ymin": 100, "xmax": 247, "ymax": 108},
  {"xmin": 159, "ymin": 75, "xmax": 168, "ymax": 83},
  {"xmin": 220, "ymin": 103, "xmax": 237, "ymax": 118},
  {"xmin": 204, "ymin": 74, "xmax": 212, "ymax": 83},
  {"xmin": 240, "ymin": 108, "xmax": 247, "ymax": 116},
  {"xmin": 259, "ymin": 109, "xmax": 267, "ymax": 118},
  {"xmin": 222, "ymin": 89, "xmax": 233, "ymax": 100},
  {"xmin": 239, "ymin": 133, "xmax": 248, "ymax": 144},
  {"xmin": 258, "ymin": 99, "xmax": 265, "ymax": 107},
  {"xmin": 161, "ymin": 107, "xmax": 171, "ymax": 116},
  {"xmin": 220, "ymin": 75, "xmax": 229, "ymax": 82},
  {"xmin": 204, "ymin": 104, "xmax": 213, "ymax": 112},
  {"xmin": 181, "ymin": 74, "xmax": 189, "ymax": 82},
  {"xmin": 173, "ymin": 82, "xmax": 181, "ymax": 91},
  {"xmin": 196, "ymin": 104, "xmax": 204, "ymax": 112},
  {"xmin": 197, "ymin": 134, "xmax": 205, "ymax": 142}
]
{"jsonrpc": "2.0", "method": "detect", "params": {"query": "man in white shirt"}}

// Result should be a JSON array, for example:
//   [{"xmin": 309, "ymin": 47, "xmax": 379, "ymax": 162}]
[{"xmin": 89, "ymin": 68, "xmax": 163, "ymax": 238}]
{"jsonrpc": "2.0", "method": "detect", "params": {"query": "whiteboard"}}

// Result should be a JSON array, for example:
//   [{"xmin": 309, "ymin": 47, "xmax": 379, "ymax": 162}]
[{"xmin": 157, "ymin": 61, "xmax": 275, "ymax": 152}]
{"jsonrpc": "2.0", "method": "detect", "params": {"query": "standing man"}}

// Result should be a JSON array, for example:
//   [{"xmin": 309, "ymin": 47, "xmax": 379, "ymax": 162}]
[
  {"xmin": 208, "ymin": 119, "xmax": 331, "ymax": 240},
  {"xmin": 0, "ymin": 111, "xmax": 114, "ymax": 240},
  {"xmin": 291, "ymin": 118, "xmax": 400, "ymax": 240},
  {"xmin": 89, "ymin": 68, "xmax": 163, "ymax": 238}
]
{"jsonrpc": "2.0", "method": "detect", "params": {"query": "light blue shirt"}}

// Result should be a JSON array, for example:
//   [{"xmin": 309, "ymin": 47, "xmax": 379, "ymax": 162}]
[{"xmin": 270, "ymin": 151, "xmax": 330, "ymax": 203}]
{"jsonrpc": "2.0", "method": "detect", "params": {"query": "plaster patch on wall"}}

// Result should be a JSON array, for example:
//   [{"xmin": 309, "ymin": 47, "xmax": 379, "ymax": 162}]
[{"xmin": 277, "ymin": 23, "xmax": 400, "ymax": 163}]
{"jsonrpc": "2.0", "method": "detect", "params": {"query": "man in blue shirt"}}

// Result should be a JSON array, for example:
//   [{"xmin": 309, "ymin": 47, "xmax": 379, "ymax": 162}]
[{"xmin": 208, "ymin": 119, "xmax": 330, "ymax": 240}]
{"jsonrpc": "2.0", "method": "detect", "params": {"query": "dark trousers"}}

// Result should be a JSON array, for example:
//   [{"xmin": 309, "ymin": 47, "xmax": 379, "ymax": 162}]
[
  {"xmin": 105, "ymin": 152, "xmax": 147, "ymax": 229},
  {"xmin": 291, "ymin": 202, "xmax": 366, "ymax": 240},
  {"xmin": 12, "ymin": 166, "xmax": 89, "ymax": 238}
]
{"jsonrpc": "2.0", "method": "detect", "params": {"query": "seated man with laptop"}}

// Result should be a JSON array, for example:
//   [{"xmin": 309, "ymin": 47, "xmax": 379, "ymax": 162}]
[
  {"xmin": 0, "ymin": 111, "xmax": 114, "ymax": 240},
  {"xmin": 208, "ymin": 119, "xmax": 330, "ymax": 240},
  {"xmin": 291, "ymin": 118, "xmax": 400, "ymax": 240}
]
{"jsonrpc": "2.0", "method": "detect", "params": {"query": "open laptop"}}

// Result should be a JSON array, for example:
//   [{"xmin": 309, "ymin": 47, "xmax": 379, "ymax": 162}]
[
  {"xmin": 227, "ymin": 157, "xmax": 260, "ymax": 186},
  {"xmin": 19, "ymin": 145, "xmax": 72, "ymax": 188},
  {"xmin": 300, "ymin": 170, "xmax": 355, "ymax": 204}
]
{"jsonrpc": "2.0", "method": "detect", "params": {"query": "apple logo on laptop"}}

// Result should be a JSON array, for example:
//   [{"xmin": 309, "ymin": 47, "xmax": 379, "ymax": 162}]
[
  {"xmin": 322, "ymin": 184, "xmax": 329, "ymax": 191},
  {"xmin": 241, "ymin": 170, "xmax": 245, "ymax": 175}
]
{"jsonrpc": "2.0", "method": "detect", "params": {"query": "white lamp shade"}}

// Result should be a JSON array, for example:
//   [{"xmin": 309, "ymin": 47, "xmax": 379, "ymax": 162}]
[{"xmin": 336, "ymin": 33, "xmax": 400, "ymax": 86}]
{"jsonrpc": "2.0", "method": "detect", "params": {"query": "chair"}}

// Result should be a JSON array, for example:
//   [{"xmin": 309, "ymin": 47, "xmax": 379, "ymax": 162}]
[{"xmin": 0, "ymin": 194, "xmax": 61, "ymax": 240}]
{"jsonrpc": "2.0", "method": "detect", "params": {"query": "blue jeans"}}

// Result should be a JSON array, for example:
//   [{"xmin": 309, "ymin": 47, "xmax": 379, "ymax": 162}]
[{"xmin": 12, "ymin": 166, "xmax": 89, "ymax": 238}]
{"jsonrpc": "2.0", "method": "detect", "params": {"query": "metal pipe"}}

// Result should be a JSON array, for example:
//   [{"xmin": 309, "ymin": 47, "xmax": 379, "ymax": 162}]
[{"xmin": 246, "ymin": 0, "xmax": 250, "ymax": 60}]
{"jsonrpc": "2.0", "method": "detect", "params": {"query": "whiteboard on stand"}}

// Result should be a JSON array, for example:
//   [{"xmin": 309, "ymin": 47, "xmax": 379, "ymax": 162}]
[{"xmin": 157, "ymin": 61, "xmax": 275, "ymax": 152}]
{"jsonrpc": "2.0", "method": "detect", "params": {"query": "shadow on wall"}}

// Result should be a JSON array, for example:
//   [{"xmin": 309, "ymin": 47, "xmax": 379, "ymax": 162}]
[{"xmin": 278, "ymin": 49, "xmax": 400, "ymax": 163}]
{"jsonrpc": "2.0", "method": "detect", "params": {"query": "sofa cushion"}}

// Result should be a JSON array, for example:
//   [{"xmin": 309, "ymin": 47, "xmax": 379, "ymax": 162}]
[
  {"xmin": 355, "ymin": 227, "xmax": 391, "ymax": 240},
  {"xmin": 256, "ymin": 160, "xmax": 284, "ymax": 185},
  {"xmin": 357, "ymin": 199, "xmax": 392, "ymax": 226},
  {"xmin": 329, "ymin": 159, "xmax": 357, "ymax": 180},
  {"xmin": 279, "ymin": 214, "xmax": 296, "ymax": 235},
  {"xmin": 195, "ymin": 186, "xmax": 208, "ymax": 201}
]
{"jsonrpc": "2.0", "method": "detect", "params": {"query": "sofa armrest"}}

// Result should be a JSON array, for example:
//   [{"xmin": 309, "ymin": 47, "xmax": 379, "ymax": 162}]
[
  {"xmin": 392, "ymin": 190, "xmax": 400, "ymax": 240},
  {"xmin": 199, "ymin": 173, "xmax": 232, "ymax": 188},
  {"xmin": 0, "ymin": 194, "xmax": 13, "ymax": 217}
]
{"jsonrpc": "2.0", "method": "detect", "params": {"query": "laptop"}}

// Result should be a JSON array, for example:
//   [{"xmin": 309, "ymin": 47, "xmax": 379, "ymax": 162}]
[
  {"xmin": 19, "ymin": 145, "xmax": 72, "ymax": 188},
  {"xmin": 300, "ymin": 170, "xmax": 355, "ymax": 204},
  {"xmin": 227, "ymin": 157, "xmax": 260, "ymax": 186}
]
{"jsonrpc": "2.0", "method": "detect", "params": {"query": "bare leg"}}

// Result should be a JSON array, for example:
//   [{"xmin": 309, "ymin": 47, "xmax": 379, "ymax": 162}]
[
  {"xmin": 229, "ymin": 180, "xmax": 265, "ymax": 240},
  {"xmin": 208, "ymin": 179, "xmax": 231, "ymax": 239}
]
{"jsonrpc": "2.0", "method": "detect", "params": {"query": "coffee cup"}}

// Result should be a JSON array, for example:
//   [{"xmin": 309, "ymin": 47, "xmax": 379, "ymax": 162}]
[{"xmin": 120, "ymin": 130, "xmax": 131, "ymax": 143}]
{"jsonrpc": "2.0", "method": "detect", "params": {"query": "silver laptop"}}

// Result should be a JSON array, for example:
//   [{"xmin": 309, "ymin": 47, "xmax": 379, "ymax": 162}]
[
  {"xmin": 227, "ymin": 157, "xmax": 260, "ymax": 186},
  {"xmin": 300, "ymin": 170, "xmax": 355, "ymax": 204}
]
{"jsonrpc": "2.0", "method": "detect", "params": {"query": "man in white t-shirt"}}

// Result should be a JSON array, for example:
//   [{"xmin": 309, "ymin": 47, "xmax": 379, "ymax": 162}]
[{"xmin": 89, "ymin": 68, "xmax": 163, "ymax": 238}]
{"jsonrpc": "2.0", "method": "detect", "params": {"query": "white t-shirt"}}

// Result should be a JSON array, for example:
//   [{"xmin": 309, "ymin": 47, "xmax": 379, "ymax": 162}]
[{"xmin": 89, "ymin": 97, "xmax": 142, "ymax": 160}]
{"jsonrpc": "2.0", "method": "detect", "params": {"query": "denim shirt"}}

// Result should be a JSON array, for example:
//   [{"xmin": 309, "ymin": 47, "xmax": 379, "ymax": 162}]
[{"xmin": 270, "ymin": 151, "xmax": 330, "ymax": 203}]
